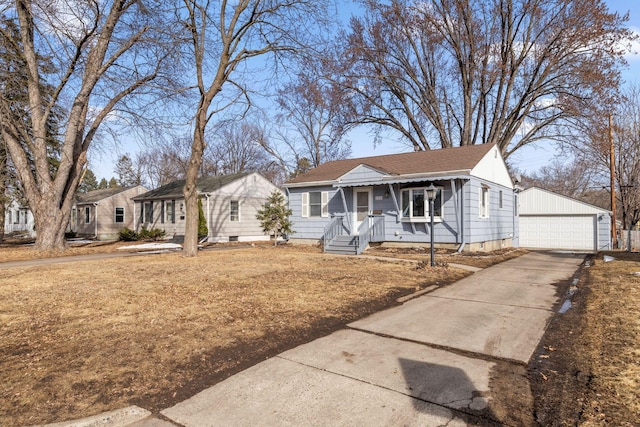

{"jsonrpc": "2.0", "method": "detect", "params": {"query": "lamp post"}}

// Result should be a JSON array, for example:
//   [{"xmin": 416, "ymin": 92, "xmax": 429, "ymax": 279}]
[{"xmin": 425, "ymin": 183, "xmax": 438, "ymax": 267}]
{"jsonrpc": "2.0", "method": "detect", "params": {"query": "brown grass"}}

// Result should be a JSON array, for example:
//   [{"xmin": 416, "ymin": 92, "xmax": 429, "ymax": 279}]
[
  {"xmin": 367, "ymin": 245, "xmax": 529, "ymax": 268},
  {"xmin": 579, "ymin": 252, "xmax": 640, "ymax": 425},
  {"xmin": 0, "ymin": 244, "xmax": 478, "ymax": 426}
]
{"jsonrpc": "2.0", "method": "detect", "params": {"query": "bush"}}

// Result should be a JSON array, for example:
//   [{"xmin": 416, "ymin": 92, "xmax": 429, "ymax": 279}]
[
  {"xmin": 138, "ymin": 226, "xmax": 166, "ymax": 241},
  {"xmin": 118, "ymin": 227, "xmax": 139, "ymax": 241}
]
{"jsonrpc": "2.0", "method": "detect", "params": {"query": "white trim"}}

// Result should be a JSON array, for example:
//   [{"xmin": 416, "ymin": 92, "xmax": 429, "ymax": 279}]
[
  {"xmin": 353, "ymin": 187, "xmax": 373, "ymax": 232},
  {"xmin": 230, "ymin": 200, "xmax": 240, "ymax": 222},
  {"xmin": 479, "ymin": 187, "xmax": 490, "ymax": 218},
  {"xmin": 400, "ymin": 186, "xmax": 443, "ymax": 221},
  {"xmin": 114, "ymin": 206, "xmax": 125, "ymax": 224},
  {"xmin": 301, "ymin": 193, "xmax": 309, "ymax": 218},
  {"xmin": 321, "ymin": 192, "xmax": 329, "ymax": 217}
]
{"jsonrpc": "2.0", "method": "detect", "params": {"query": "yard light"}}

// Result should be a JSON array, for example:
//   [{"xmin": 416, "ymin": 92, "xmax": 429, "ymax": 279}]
[{"xmin": 425, "ymin": 183, "xmax": 439, "ymax": 267}]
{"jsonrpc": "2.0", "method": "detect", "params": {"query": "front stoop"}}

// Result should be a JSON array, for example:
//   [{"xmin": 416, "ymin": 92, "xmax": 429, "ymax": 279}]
[{"xmin": 324, "ymin": 235, "xmax": 360, "ymax": 255}]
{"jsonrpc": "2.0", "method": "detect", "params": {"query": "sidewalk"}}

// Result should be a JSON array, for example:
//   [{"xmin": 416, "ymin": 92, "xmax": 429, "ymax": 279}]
[{"xmin": 41, "ymin": 251, "xmax": 585, "ymax": 427}]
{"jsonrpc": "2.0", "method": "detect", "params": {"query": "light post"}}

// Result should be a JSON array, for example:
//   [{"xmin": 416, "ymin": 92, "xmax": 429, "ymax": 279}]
[{"xmin": 425, "ymin": 183, "xmax": 438, "ymax": 267}]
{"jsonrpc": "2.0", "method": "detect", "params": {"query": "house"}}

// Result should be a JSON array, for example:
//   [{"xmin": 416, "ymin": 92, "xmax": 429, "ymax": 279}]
[
  {"xmin": 518, "ymin": 187, "xmax": 612, "ymax": 251},
  {"xmin": 132, "ymin": 172, "xmax": 280, "ymax": 243},
  {"xmin": 3, "ymin": 199, "xmax": 35, "ymax": 236},
  {"xmin": 72, "ymin": 185, "xmax": 148, "ymax": 240},
  {"xmin": 284, "ymin": 144, "xmax": 516, "ymax": 254}
]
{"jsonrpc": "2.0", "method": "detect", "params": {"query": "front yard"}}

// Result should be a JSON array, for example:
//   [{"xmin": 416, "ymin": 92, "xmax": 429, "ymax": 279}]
[{"xmin": 0, "ymin": 244, "xmax": 474, "ymax": 426}]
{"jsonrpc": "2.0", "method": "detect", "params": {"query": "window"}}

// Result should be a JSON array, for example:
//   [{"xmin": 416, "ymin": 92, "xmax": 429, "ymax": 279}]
[
  {"xmin": 85, "ymin": 206, "xmax": 91, "ymax": 224},
  {"xmin": 230, "ymin": 200, "xmax": 239, "ymax": 221},
  {"xmin": 114, "ymin": 207, "xmax": 125, "ymax": 223},
  {"xmin": 144, "ymin": 201, "xmax": 153, "ymax": 223},
  {"xmin": 400, "ymin": 187, "xmax": 442, "ymax": 220},
  {"xmin": 166, "ymin": 200, "xmax": 175, "ymax": 224},
  {"xmin": 160, "ymin": 202, "xmax": 165, "ymax": 224},
  {"xmin": 480, "ymin": 187, "xmax": 490, "ymax": 218},
  {"xmin": 301, "ymin": 191, "xmax": 329, "ymax": 218}
]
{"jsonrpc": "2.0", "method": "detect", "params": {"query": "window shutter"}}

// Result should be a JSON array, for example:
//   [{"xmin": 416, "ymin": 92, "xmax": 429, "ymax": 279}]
[
  {"xmin": 321, "ymin": 191, "xmax": 329, "ymax": 217},
  {"xmin": 301, "ymin": 193, "xmax": 309, "ymax": 218}
]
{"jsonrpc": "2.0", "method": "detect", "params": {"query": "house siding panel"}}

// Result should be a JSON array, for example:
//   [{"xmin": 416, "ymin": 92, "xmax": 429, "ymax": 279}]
[{"xmin": 464, "ymin": 179, "xmax": 515, "ymax": 247}]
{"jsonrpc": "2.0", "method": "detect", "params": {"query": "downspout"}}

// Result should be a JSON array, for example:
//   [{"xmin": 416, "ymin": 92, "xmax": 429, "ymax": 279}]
[
  {"xmin": 93, "ymin": 202, "xmax": 99, "ymax": 239},
  {"xmin": 455, "ymin": 180, "xmax": 466, "ymax": 253},
  {"xmin": 204, "ymin": 193, "xmax": 211, "ymax": 241},
  {"xmin": 338, "ymin": 187, "xmax": 351, "ymax": 234}
]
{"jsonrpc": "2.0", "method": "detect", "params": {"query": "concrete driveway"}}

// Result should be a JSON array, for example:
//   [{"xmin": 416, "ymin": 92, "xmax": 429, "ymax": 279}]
[{"xmin": 47, "ymin": 251, "xmax": 586, "ymax": 427}]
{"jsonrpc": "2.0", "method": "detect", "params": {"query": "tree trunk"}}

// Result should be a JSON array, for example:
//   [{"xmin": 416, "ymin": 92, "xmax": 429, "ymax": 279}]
[
  {"xmin": 31, "ymin": 198, "xmax": 71, "ymax": 252},
  {"xmin": 182, "ymin": 113, "xmax": 207, "ymax": 257}
]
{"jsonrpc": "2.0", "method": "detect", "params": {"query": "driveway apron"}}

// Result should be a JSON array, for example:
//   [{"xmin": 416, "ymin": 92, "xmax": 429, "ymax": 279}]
[{"xmin": 150, "ymin": 252, "xmax": 585, "ymax": 426}]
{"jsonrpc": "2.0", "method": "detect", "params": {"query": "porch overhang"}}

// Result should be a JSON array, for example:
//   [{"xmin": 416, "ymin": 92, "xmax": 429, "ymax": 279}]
[{"xmin": 333, "ymin": 171, "xmax": 472, "ymax": 188}]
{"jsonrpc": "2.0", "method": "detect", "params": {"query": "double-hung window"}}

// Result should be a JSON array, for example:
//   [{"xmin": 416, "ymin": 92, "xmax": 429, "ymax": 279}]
[
  {"xmin": 114, "ymin": 207, "xmax": 125, "ymax": 223},
  {"xmin": 230, "ymin": 200, "xmax": 240, "ymax": 221},
  {"xmin": 301, "ymin": 191, "xmax": 329, "ymax": 218},
  {"xmin": 144, "ymin": 201, "xmax": 153, "ymax": 223},
  {"xmin": 479, "ymin": 187, "xmax": 490, "ymax": 218},
  {"xmin": 166, "ymin": 200, "xmax": 175, "ymax": 224},
  {"xmin": 400, "ymin": 187, "xmax": 442, "ymax": 221}
]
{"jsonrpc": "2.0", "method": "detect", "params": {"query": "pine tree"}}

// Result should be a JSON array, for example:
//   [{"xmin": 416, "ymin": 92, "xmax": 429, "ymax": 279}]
[
  {"xmin": 197, "ymin": 197, "xmax": 208, "ymax": 239},
  {"xmin": 98, "ymin": 178, "xmax": 108, "ymax": 189},
  {"xmin": 108, "ymin": 177, "xmax": 119, "ymax": 188},
  {"xmin": 78, "ymin": 169, "xmax": 99, "ymax": 193},
  {"xmin": 256, "ymin": 191, "xmax": 293, "ymax": 246}
]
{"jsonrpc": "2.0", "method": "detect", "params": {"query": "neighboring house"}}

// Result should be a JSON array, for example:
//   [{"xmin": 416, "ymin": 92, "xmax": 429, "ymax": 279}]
[
  {"xmin": 519, "ymin": 187, "xmax": 612, "ymax": 251},
  {"xmin": 284, "ymin": 144, "xmax": 516, "ymax": 254},
  {"xmin": 132, "ymin": 172, "xmax": 280, "ymax": 243},
  {"xmin": 72, "ymin": 185, "xmax": 148, "ymax": 240},
  {"xmin": 3, "ymin": 199, "xmax": 35, "ymax": 236}
]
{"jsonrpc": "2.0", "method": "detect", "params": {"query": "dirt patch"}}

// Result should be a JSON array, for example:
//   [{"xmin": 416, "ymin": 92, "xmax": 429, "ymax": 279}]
[
  {"xmin": 0, "ymin": 244, "xmax": 476, "ymax": 426},
  {"xmin": 367, "ymin": 245, "xmax": 529, "ymax": 268},
  {"xmin": 529, "ymin": 251, "xmax": 640, "ymax": 426}
]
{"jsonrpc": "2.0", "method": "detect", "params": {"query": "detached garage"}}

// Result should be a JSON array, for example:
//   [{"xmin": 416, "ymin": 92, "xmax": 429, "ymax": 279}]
[{"xmin": 519, "ymin": 187, "xmax": 612, "ymax": 251}]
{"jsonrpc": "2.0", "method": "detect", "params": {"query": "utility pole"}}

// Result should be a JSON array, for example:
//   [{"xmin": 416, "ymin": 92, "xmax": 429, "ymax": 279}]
[{"xmin": 609, "ymin": 114, "xmax": 618, "ymax": 248}]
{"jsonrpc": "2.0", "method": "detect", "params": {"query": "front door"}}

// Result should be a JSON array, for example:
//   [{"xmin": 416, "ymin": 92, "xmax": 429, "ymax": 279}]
[{"xmin": 354, "ymin": 188, "xmax": 372, "ymax": 233}]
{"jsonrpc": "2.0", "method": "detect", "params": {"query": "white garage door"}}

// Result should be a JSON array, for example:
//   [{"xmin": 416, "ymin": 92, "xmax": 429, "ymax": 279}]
[{"xmin": 520, "ymin": 215, "xmax": 595, "ymax": 250}]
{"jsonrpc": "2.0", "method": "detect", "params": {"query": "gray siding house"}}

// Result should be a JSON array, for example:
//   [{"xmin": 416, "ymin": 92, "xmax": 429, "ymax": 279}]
[
  {"xmin": 132, "ymin": 172, "xmax": 280, "ymax": 243},
  {"xmin": 73, "ymin": 185, "xmax": 149, "ymax": 240},
  {"xmin": 284, "ymin": 144, "xmax": 516, "ymax": 254}
]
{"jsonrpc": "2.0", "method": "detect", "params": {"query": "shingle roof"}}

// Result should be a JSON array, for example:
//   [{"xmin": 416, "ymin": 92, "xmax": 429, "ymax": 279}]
[
  {"xmin": 285, "ymin": 144, "xmax": 495, "ymax": 185},
  {"xmin": 133, "ymin": 173, "xmax": 250, "ymax": 200},
  {"xmin": 76, "ymin": 186, "xmax": 140, "ymax": 204}
]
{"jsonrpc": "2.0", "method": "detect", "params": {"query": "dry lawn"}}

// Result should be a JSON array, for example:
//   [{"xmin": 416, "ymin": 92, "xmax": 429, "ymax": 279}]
[
  {"xmin": 0, "ymin": 244, "xmax": 477, "ymax": 426},
  {"xmin": 531, "ymin": 251, "xmax": 640, "ymax": 426},
  {"xmin": 579, "ymin": 252, "xmax": 640, "ymax": 425}
]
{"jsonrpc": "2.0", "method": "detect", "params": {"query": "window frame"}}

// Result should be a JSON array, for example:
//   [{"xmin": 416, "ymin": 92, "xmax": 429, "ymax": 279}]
[
  {"xmin": 301, "ymin": 191, "xmax": 329, "ymax": 218},
  {"xmin": 230, "ymin": 200, "xmax": 240, "ymax": 222},
  {"xmin": 400, "ymin": 186, "xmax": 443, "ymax": 222},
  {"xmin": 479, "ymin": 187, "xmax": 490, "ymax": 219},
  {"xmin": 114, "ymin": 207, "xmax": 125, "ymax": 224},
  {"xmin": 84, "ymin": 206, "xmax": 91, "ymax": 224},
  {"xmin": 144, "ymin": 201, "xmax": 153, "ymax": 223}
]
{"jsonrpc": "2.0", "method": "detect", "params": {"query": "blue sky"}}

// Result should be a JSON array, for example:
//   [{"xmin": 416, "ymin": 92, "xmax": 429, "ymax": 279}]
[{"xmin": 89, "ymin": 0, "xmax": 640, "ymax": 181}]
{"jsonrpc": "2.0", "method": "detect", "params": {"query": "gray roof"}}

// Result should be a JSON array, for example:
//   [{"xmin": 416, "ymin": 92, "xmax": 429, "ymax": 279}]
[
  {"xmin": 133, "ymin": 173, "xmax": 250, "ymax": 201},
  {"xmin": 76, "ymin": 186, "xmax": 141, "ymax": 204}
]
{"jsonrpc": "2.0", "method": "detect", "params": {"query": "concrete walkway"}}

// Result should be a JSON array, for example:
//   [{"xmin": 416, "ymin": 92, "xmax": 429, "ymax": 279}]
[{"xmin": 42, "ymin": 251, "xmax": 585, "ymax": 427}]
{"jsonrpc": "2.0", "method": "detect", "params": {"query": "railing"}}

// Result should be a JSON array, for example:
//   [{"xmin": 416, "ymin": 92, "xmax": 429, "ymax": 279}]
[
  {"xmin": 323, "ymin": 216, "xmax": 344, "ymax": 251},
  {"xmin": 355, "ymin": 215, "xmax": 385, "ymax": 254}
]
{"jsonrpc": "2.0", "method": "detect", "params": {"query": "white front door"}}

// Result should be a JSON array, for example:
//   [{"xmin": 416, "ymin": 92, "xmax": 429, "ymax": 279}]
[{"xmin": 354, "ymin": 188, "xmax": 372, "ymax": 233}]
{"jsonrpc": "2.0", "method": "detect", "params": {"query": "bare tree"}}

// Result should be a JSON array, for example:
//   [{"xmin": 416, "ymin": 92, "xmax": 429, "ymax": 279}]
[
  {"xmin": 0, "ymin": 0, "xmax": 175, "ymax": 251},
  {"xmin": 336, "ymin": 0, "xmax": 632, "ymax": 157},
  {"xmin": 179, "ymin": 0, "xmax": 325, "ymax": 256}
]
